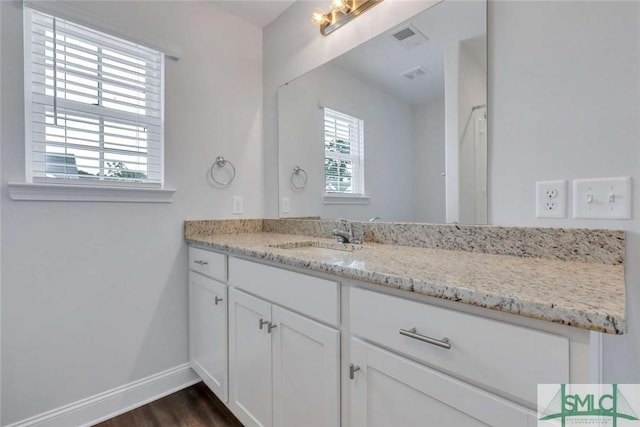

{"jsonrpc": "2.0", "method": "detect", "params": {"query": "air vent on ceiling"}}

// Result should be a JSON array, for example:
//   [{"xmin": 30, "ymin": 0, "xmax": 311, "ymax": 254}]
[
  {"xmin": 401, "ymin": 66, "xmax": 428, "ymax": 81},
  {"xmin": 393, "ymin": 27, "xmax": 416, "ymax": 41},
  {"xmin": 391, "ymin": 24, "xmax": 429, "ymax": 49}
]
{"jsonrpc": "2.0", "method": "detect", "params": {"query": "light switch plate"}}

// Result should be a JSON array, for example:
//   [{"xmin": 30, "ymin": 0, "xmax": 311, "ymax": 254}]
[
  {"xmin": 232, "ymin": 196, "xmax": 243, "ymax": 215},
  {"xmin": 281, "ymin": 197, "xmax": 290, "ymax": 214},
  {"xmin": 536, "ymin": 180, "xmax": 567, "ymax": 218},
  {"xmin": 573, "ymin": 177, "xmax": 632, "ymax": 219}
]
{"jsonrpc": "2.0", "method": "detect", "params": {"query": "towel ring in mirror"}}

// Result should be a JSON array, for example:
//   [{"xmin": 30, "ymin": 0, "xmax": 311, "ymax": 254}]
[
  {"xmin": 290, "ymin": 165, "xmax": 308, "ymax": 190},
  {"xmin": 210, "ymin": 156, "xmax": 236, "ymax": 186}
]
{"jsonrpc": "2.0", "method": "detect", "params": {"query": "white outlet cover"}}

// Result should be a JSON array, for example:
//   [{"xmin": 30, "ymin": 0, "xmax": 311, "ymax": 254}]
[
  {"xmin": 232, "ymin": 196, "xmax": 244, "ymax": 215},
  {"xmin": 281, "ymin": 197, "xmax": 290, "ymax": 214},
  {"xmin": 536, "ymin": 180, "xmax": 567, "ymax": 218},
  {"xmin": 573, "ymin": 177, "xmax": 632, "ymax": 219}
]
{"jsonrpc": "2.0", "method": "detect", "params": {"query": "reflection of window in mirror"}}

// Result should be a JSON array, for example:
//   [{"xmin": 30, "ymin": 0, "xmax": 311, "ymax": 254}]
[{"xmin": 323, "ymin": 108, "xmax": 364, "ymax": 195}]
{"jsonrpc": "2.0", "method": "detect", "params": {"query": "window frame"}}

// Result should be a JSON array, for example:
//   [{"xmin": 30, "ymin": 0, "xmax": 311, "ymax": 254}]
[
  {"xmin": 13, "ymin": 6, "xmax": 173, "ymax": 202},
  {"xmin": 323, "ymin": 107, "xmax": 366, "ymax": 198}
]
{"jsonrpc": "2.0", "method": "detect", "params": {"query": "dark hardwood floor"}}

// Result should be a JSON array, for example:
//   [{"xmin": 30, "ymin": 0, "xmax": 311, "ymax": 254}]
[{"xmin": 94, "ymin": 382, "xmax": 243, "ymax": 427}]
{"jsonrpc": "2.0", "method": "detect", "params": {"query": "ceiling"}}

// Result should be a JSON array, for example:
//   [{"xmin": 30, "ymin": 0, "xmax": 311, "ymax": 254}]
[
  {"xmin": 211, "ymin": 0, "xmax": 296, "ymax": 27},
  {"xmin": 331, "ymin": 0, "xmax": 487, "ymax": 105}
]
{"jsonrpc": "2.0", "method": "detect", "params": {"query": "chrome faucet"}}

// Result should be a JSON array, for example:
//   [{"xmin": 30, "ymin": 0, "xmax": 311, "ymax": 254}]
[
  {"xmin": 333, "ymin": 219, "xmax": 353, "ymax": 243},
  {"xmin": 332, "ymin": 229, "xmax": 353, "ymax": 244},
  {"xmin": 332, "ymin": 219, "xmax": 362, "ymax": 244},
  {"xmin": 331, "ymin": 218, "xmax": 353, "ymax": 243}
]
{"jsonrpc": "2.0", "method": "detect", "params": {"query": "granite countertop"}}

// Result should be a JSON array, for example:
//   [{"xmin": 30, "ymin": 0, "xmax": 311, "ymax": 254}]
[{"xmin": 186, "ymin": 231, "xmax": 625, "ymax": 335}]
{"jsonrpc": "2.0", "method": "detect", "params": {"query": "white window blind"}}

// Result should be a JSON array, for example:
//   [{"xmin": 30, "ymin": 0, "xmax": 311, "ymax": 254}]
[
  {"xmin": 25, "ymin": 8, "xmax": 164, "ymax": 186},
  {"xmin": 324, "ymin": 108, "xmax": 364, "ymax": 195}
]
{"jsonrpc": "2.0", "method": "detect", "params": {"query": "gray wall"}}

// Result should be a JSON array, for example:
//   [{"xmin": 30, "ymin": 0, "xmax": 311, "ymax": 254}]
[
  {"xmin": 1, "ymin": 1, "xmax": 263, "ymax": 424},
  {"xmin": 265, "ymin": 0, "xmax": 640, "ymax": 382},
  {"xmin": 412, "ymin": 96, "xmax": 446, "ymax": 223}
]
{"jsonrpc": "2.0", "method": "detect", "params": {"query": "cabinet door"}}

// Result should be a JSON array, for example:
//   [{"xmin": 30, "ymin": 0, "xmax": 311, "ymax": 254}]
[
  {"xmin": 350, "ymin": 338, "xmax": 533, "ymax": 427},
  {"xmin": 228, "ymin": 289, "xmax": 272, "ymax": 427},
  {"xmin": 272, "ymin": 306, "xmax": 340, "ymax": 427},
  {"xmin": 189, "ymin": 272, "xmax": 228, "ymax": 402}
]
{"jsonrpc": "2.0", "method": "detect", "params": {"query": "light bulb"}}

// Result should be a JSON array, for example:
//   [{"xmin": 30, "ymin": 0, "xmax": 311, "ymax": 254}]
[
  {"xmin": 330, "ymin": 0, "xmax": 350, "ymax": 12},
  {"xmin": 311, "ymin": 8, "xmax": 329, "ymax": 26}
]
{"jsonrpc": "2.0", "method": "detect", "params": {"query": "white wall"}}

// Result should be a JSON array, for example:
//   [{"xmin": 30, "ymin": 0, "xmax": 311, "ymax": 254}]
[
  {"xmin": 0, "ymin": 0, "xmax": 3, "ymax": 422},
  {"xmin": 0, "ymin": 1, "xmax": 263, "ymax": 424},
  {"xmin": 489, "ymin": 0, "xmax": 640, "ymax": 382},
  {"xmin": 266, "ymin": 0, "xmax": 640, "ymax": 381},
  {"xmin": 444, "ymin": 41, "xmax": 460, "ymax": 223},
  {"xmin": 444, "ymin": 39, "xmax": 487, "ymax": 224},
  {"xmin": 278, "ymin": 62, "xmax": 415, "ymax": 221},
  {"xmin": 457, "ymin": 42, "xmax": 487, "ymax": 224},
  {"xmin": 412, "ymin": 96, "xmax": 446, "ymax": 223}
]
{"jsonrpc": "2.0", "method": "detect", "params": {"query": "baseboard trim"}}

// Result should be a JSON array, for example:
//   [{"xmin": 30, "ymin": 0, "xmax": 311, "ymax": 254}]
[{"xmin": 5, "ymin": 363, "xmax": 201, "ymax": 427}]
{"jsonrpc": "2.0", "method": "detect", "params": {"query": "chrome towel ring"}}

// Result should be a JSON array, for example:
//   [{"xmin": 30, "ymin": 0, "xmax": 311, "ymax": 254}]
[
  {"xmin": 210, "ymin": 156, "xmax": 236, "ymax": 186},
  {"xmin": 290, "ymin": 165, "xmax": 308, "ymax": 190}
]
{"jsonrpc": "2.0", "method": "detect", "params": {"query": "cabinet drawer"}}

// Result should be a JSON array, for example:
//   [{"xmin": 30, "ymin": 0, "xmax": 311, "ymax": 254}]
[
  {"xmin": 350, "ymin": 338, "xmax": 535, "ymax": 427},
  {"xmin": 189, "ymin": 246, "xmax": 227, "ymax": 281},
  {"xmin": 228, "ymin": 257, "xmax": 339, "ymax": 326},
  {"xmin": 350, "ymin": 287, "xmax": 569, "ymax": 407}
]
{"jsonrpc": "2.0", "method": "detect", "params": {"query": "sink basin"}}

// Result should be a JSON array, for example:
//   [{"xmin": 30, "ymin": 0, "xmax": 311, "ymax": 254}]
[{"xmin": 269, "ymin": 240, "xmax": 364, "ymax": 254}]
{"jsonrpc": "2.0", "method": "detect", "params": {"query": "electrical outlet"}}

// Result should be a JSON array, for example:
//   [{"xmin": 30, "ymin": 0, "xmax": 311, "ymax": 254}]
[
  {"xmin": 232, "ymin": 196, "xmax": 243, "ymax": 215},
  {"xmin": 281, "ymin": 197, "xmax": 290, "ymax": 214},
  {"xmin": 536, "ymin": 180, "xmax": 567, "ymax": 218},
  {"xmin": 545, "ymin": 188, "xmax": 559, "ymax": 199}
]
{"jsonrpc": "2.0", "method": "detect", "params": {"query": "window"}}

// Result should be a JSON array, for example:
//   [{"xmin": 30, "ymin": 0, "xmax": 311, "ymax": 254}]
[
  {"xmin": 323, "ymin": 108, "xmax": 364, "ymax": 195},
  {"xmin": 25, "ymin": 8, "xmax": 164, "ymax": 187}
]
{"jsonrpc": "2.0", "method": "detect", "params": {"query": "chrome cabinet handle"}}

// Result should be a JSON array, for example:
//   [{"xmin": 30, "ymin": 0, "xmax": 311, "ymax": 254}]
[
  {"xmin": 214, "ymin": 297, "xmax": 223, "ymax": 305},
  {"xmin": 349, "ymin": 363, "xmax": 360, "ymax": 380},
  {"xmin": 193, "ymin": 260, "xmax": 208, "ymax": 266},
  {"xmin": 259, "ymin": 319, "xmax": 269, "ymax": 330},
  {"xmin": 267, "ymin": 322, "xmax": 278, "ymax": 333},
  {"xmin": 399, "ymin": 327, "xmax": 451, "ymax": 350}
]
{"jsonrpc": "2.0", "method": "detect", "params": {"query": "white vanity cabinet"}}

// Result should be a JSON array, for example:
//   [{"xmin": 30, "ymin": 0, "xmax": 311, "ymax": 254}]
[
  {"xmin": 228, "ymin": 259, "xmax": 341, "ymax": 427},
  {"xmin": 188, "ymin": 244, "xmax": 595, "ymax": 427},
  {"xmin": 347, "ymin": 286, "xmax": 575, "ymax": 427},
  {"xmin": 349, "ymin": 338, "xmax": 535, "ymax": 427},
  {"xmin": 349, "ymin": 287, "xmax": 569, "ymax": 408},
  {"xmin": 188, "ymin": 248, "xmax": 229, "ymax": 403},
  {"xmin": 271, "ymin": 304, "xmax": 340, "ymax": 427},
  {"xmin": 228, "ymin": 288, "xmax": 273, "ymax": 427},
  {"xmin": 189, "ymin": 272, "xmax": 228, "ymax": 402}
]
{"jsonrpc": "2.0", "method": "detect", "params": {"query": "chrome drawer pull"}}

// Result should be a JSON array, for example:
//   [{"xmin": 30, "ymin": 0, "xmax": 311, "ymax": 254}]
[
  {"xmin": 193, "ymin": 260, "xmax": 209, "ymax": 266},
  {"xmin": 349, "ymin": 363, "xmax": 360, "ymax": 380},
  {"xmin": 214, "ymin": 297, "xmax": 223, "ymax": 305},
  {"xmin": 259, "ymin": 319, "xmax": 269, "ymax": 330},
  {"xmin": 267, "ymin": 322, "xmax": 278, "ymax": 333},
  {"xmin": 399, "ymin": 327, "xmax": 452, "ymax": 350}
]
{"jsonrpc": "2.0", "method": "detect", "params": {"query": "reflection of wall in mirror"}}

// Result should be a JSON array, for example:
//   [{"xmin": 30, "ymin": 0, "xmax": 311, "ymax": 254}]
[
  {"xmin": 445, "ymin": 36, "xmax": 487, "ymax": 224},
  {"xmin": 413, "ymin": 97, "xmax": 446, "ymax": 223},
  {"xmin": 279, "ymin": 62, "xmax": 445, "ymax": 222}
]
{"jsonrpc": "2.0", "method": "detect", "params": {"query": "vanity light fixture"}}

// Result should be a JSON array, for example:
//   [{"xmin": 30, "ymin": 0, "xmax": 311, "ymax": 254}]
[
  {"xmin": 330, "ymin": 0, "xmax": 350, "ymax": 13},
  {"xmin": 311, "ymin": 0, "xmax": 383, "ymax": 36}
]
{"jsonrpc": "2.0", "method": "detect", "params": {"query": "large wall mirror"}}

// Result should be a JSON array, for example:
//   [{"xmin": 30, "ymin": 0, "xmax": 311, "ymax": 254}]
[{"xmin": 278, "ymin": 0, "xmax": 487, "ymax": 224}]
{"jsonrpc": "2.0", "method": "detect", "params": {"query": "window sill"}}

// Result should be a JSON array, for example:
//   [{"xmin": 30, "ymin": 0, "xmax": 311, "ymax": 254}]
[
  {"xmin": 323, "ymin": 194, "xmax": 370, "ymax": 205},
  {"xmin": 8, "ymin": 182, "xmax": 176, "ymax": 203}
]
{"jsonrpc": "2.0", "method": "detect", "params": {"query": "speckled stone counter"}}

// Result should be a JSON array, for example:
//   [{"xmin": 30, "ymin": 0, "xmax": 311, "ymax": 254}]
[{"xmin": 185, "ymin": 229, "xmax": 626, "ymax": 335}]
